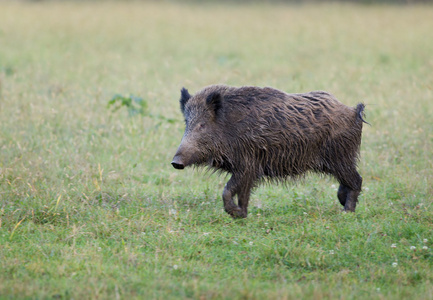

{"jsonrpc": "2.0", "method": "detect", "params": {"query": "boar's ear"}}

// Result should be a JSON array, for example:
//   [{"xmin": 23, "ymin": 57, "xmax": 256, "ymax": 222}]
[
  {"xmin": 206, "ymin": 92, "xmax": 223, "ymax": 118},
  {"xmin": 180, "ymin": 87, "xmax": 191, "ymax": 114}
]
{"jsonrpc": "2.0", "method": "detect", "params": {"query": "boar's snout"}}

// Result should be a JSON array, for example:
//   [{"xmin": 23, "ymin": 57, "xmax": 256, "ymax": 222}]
[
  {"xmin": 171, "ymin": 161, "xmax": 184, "ymax": 170},
  {"xmin": 171, "ymin": 155, "xmax": 185, "ymax": 169},
  {"xmin": 172, "ymin": 135, "xmax": 202, "ymax": 170}
]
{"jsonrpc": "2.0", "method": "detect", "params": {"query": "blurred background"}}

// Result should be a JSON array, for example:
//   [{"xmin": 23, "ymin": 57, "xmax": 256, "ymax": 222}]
[{"xmin": 1, "ymin": 0, "xmax": 433, "ymax": 298}]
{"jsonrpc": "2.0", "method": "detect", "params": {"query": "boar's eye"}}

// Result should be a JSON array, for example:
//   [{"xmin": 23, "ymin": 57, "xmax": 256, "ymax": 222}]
[{"xmin": 198, "ymin": 122, "xmax": 206, "ymax": 130}]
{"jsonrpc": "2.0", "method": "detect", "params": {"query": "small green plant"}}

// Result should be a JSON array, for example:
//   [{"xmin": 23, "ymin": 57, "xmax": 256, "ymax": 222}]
[
  {"xmin": 108, "ymin": 94, "xmax": 177, "ymax": 124},
  {"xmin": 107, "ymin": 94, "xmax": 148, "ymax": 117}
]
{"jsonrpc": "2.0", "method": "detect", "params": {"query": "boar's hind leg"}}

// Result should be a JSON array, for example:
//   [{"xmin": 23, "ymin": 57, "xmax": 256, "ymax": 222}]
[
  {"xmin": 337, "ymin": 184, "xmax": 350, "ymax": 206},
  {"xmin": 337, "ymin": 169, "xmax": 362, "ymax": 212},
  {"xmin": 222, "ymin": 176, "xmax": 251, "ymax": 218}
]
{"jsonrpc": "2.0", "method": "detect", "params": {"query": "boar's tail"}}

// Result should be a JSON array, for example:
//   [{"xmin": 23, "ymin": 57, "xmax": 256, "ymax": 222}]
[{"xmin": 356, "ymin": 103, "xmax": 370, "ymax": 125}]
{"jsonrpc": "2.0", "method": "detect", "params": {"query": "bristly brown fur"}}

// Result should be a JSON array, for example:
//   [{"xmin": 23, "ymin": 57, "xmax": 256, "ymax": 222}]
[{"xmin": 172, "ymin": 85, "xmax": 366, "ymax": 218}]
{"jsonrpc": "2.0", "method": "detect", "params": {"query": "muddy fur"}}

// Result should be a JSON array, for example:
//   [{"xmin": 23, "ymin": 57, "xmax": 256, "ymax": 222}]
[{"xmin": 172, "ymin": 85, "xmax": 367, "ymax": 218}]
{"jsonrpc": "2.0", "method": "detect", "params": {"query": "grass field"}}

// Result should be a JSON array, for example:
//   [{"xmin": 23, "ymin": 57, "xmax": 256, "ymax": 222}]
[{"xmin": 1, "ymin": 1, "xmax": 433, "ymax": 299}]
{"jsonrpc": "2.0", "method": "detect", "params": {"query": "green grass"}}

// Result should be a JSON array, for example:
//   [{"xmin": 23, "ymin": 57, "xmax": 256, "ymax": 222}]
[{"xmin": 1, "ymin": 1, "xmax": 433, "ymax": 299}]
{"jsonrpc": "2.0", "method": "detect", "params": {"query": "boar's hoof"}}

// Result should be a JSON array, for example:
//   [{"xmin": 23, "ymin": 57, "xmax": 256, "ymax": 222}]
[
  {"xmin": 343, "ymin": 190, "xmax": 360, "ymax": 212},
  {"xmin": 226, "ymin": 206, "xmax": 247, "ymax": 219},
  {"xmin": 344, "ymin": 204, "xmax": 356, "ymax": 213}
]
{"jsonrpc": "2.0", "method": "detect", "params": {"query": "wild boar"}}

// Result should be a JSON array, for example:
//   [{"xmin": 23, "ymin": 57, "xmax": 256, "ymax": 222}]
[{"xmin": 171, "ymin": 85, "xmax": 367, "ymax": 218}]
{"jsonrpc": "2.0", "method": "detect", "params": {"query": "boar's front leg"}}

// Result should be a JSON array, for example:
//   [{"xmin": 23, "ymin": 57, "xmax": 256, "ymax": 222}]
[
  {"xmin": 222, "ymin": 175, "xmax": 252, "ymax": 219},
  {"xmin": 222, "ymin": 176, "xmax": 244, "ymax": 218}
]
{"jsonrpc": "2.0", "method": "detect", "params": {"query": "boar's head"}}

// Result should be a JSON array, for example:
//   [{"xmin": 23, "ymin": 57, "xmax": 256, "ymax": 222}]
[{"xmin": 171, "ymin": 87, "xmax": 224, "ymax": 170}]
